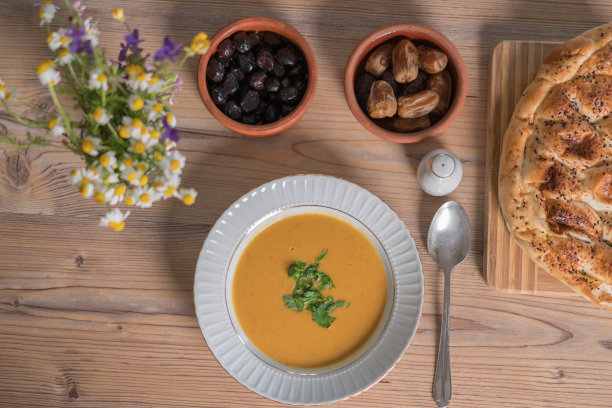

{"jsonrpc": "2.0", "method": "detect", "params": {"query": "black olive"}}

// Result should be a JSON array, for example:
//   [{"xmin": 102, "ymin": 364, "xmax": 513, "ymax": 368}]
[
  {"xmin": 206, "ymin": 58, "xmax": 225, "ymax": 83},
  {"xmin": 279, "ymin": 86, "xmax": 299, "ymax": 103},
  {"xmin": 232, "ymin": 31, "xmax": 252, "ymax": 53},
  {"xmin": 276, "ymin": 46, "xmax": 297, "ymax": 66},
  {"xmin": 238, "ymin": 52, "xmax": 256, "ymax": 74},
  {"xmin": 211, "ymin": 87, "xmax": 229, "ymax": 105},
  {"xmin": 250, "ymin": 71, "xmax": 267, "ymax": 91},
  {"xmin": 265, "ymin": 77, "xmax": 281, "ymax": 93},
  {"xmin": 240, "ymin": 89, "xmax": 260, "ymax": 113},
  {"xmin": 224, "ymin": 100, "xmax": 242, "ymax": 120},
  {"xmin": 222, "ymin": 72, "xmax": 239, "ymax": 95},
  {"xmin": 217, "ymin": 38, "xmax": 236, "ymax": 59}
]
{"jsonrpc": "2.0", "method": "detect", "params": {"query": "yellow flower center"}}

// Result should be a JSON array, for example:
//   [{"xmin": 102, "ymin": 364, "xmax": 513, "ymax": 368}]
[
  {"xmin": 170, "ymin": 159, "xmax": 181, "ymax": 171},
  {"xmin": 164, "ymin": 186, "xmax": 176, "ymax": 197},
  {"xmin": 150, "ymin": 129, "xmax": 160, "ymax": 139},
  {"xmin": 93, "ymin": 107, "xmax": 103, "ymax": 120},
  {"xmin": 182, "ymin": 194, "xmax": 195, "ymax": 205},
  {"xmin": 49, "ymin": 80, "xmax": 57, "ymax": 87},
  {"xmin": 70, "ymin": 169, "xmax": 78, "ymax": 178},
  {"xmin": 109, "ymin": 220, "xmax": 125, "ymax": 232},
  {"xmin": 60, "ymin": 36, "xmax": 68, "ymax": 44},
  {"xmin": 94, "ymin": 192, "xmax": 106, "ymax": 203},
  {"xmin": 82, "ymin": 139, "xmax": 95, "ymax": 153},
  {"xmin": 139, "ymin": 175, "xmax": 148, "ymax": 186},
  {"xmin": 166, "ymin": 113, "xmax": 174, "ymax": 123},
  {"xmin": 97, "ymin": 73, "xmax": 107, "ymax": 84},
  {"xmin": 58, "ymin": 49, "xmax": 70, "ymax": 57},
  {"xmin": 149, "ymin": 76, "xmax": 160, "ymax": 84},
  {"xmin": 47, "ymin": 117, "xmax": 58, "ymax": 130},
  {"xmin": 154, "ymin": 151, "xmax": 163, "ymax": 161},
  {"xmin": 82, "ymin": 177, "xmax": 91, "ymax": 184},
  {"xmin": 153, "ymin": 103, "xmax": 164, "ymax": 114},
  {"xmin": 37, "ymin": 59, "xmax": 54, "ymax": 75},
  {"xmin": 125, "ymin": 196, "xmax": 135, "ymax": 206},
  {"xmin": 119, "ymin": 125, "xmax": 130, "ymax": 139},
  {"xmin": 131, "ymin": 118, "xmax": 143, "ymax": 128},
  {"xmin": 80, "ymin": 184, "xmax": 90, "ymax": 197},
  {"xmin": 124, "ymin": 158, "xmax": 134, "ymax": 167},
  {"xmin": 46, "ymin": 33, "xmax": 54, "ymax": 43},
  {"xmin": 137, "ymin": 163, "xmax": 147, "ymax": 172},
  {"xmin": 130, "ymin": 97, "xmax": 144, "ymax": 111},
  {"xmin": 39, "ymin": 9, "xmax": 45, "ymax": 19},
  {"xmin": 133, "ymin": 141, "xmax": 146, "ymax": 154},
  {"xmin": 140, "ymin": 193, "xmax": 151, "ymax": 203},
  {"xmin": 126, "ymin": 64, "xmax": 143, "ymax": 75},
  {"xmin": 153, "ymin": 181, "xmax": 164, "ymax": 188},
  {"xmin": 127, "ymin": 172, "xmax": 137, "ymax": 182},
  {"xmin": 140, "ymin": 126, "xmax": 148, "ymax": 137},
  {"xmin": 103, "ymin": 176, "xmax": 111, "ymax": 185},
  {"xmin": 111, "ymin": 8, "xmax": 124, "ymax": 21},
  {"xmin": 99, "ymin": 154, "xmax": 110, "ymax": 167},
  {"xmin": 115, "ymin": 185, "xmax": 126, "ymax": 196},
  {"xmin": 89, "ymin": 166, "xmax": 98, "ymax": 175},
  {"xmin": 0, "ymin": 84, "xmax": 5, "ymax": 93},
  {"xmin": 136, "ymin": 72, "xmax": 148, "ymax": 82}
]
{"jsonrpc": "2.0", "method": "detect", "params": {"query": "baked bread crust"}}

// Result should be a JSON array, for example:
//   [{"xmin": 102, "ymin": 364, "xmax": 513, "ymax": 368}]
[{"xmin": 498, "ymin": 22, "xmax": 612, "ymax": 308}]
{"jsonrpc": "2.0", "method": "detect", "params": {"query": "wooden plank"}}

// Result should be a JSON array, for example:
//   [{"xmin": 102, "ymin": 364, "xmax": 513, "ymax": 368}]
[{"xmin": 484, "ymin": 40, "xmax": 575, "ymax": 295}]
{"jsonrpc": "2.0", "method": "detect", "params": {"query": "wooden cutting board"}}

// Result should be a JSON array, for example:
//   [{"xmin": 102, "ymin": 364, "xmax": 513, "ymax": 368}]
[{"xmin": 484, "ymin": 41, "xmax": 577, "ymax": 296}]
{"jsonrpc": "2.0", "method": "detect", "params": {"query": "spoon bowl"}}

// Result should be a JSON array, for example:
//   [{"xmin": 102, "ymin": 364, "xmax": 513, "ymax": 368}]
[
  {"xmin": 427, "ymin": 201, "xmax": 471, "ymax": 408},
  {"xmin": 427, "ymin": 201, "xmax": 472, "ymax": 271}
]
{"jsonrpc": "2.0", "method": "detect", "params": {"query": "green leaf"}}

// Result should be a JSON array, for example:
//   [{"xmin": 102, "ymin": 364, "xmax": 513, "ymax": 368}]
[
  {"xmin": 283, "ymin": 295, "xmax": 304, "ymax": 312},
  {"xmin": 312, "ymin": 303, "xmax": 336, "ymax": 328}
]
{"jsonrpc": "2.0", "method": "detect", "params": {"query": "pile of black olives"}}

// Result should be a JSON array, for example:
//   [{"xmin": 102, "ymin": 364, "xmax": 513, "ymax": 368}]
[{"xmin": 206, "ymin": 31, "xmax": 309, "ymax": 125}]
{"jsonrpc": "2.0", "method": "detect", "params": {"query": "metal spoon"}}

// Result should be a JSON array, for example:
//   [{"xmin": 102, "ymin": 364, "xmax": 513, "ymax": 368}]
[{"xmin": 428, "ymin": 201, "xmax": 472, "ymax": 408}]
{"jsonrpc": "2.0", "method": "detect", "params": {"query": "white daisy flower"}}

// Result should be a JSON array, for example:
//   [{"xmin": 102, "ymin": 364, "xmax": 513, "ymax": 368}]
[
  {"xmin": 161, "ymin": 151, "xmax": 185, "ymax": 175},
  {"xmin": 156, "ymin": 174, "xmax": 181, "ymax": 199},
  {"xmin": 127, "ymin": 71, "xmax": 151, "ymax": 92},
  {"xmin": 56, "ymin": 49, "xmax": 74, "ymax": 66},
  {"xmin": 47, "ymin": 116, "xmax": 64, "ymax": 137},
  {"xmin": 109, "ymin": 183, "xmax": 127, "ymax": 205},
  {"xmin": 93, "ymin": 186, "xmax": 115, "ymax": 204},
  {"xmin": 93, "ymin": 107, "xmax": 112, "ymax": 125},
  {"xmin": 119, "ymin": 156, "xmax": 136, "ymax": 172},
  {"xmin": 81, "ymin": 137, "xmax": 101, "ymax": 156},
  {"xmin": 39, "ymin": 1, "xmax": 58, "ymax": 26},
  {"xmin": 145, "ymin": 101, "xmax": 165, "ymax": 122},
  {"xmin": 133, "ymin": 186, "xmax": 159, "ymax": 209},
  {"xmin": 128, "ymin": 94, "xmax": 145, "ymax": 111},
  {"xmin": 47, "ymin": 29, "xmax": 70, "ymax": 51},
  {"xmin": 147, "ymin": 75, "xmax": 165, "ymax": 93},
  {"xmin": 178, "ymin": 188, "xmax": 197, "ymax": 206},
  {"xmin": 120, "ymin": 167, "xmax": 143, "ymax": 186},
  {"xmin": 102, "ymin": 173, "xmax": 120, "ymax": 186},
  {"xmin": 37, "ymin": 60, "xmax": 61, "ymax": 86},
  {"xmin": 89, "ymin": 69, "xmax": 108, "ymax": 91},
  {"xmin": 98, "ymin": 151, "xmax": 117, "ymax": 169},
  {"xmin": 0, "ymin": 80, "xmax": 14, "ymax": 103},
  {"xmin": 69, "ymin": 167, "xmax": 100, "ymax": 186},
  {"xmin": 99, "ymin": 208, "xmax": 130, "ymax": 232},
  {"xmin": 165, "ymin": 112, "xmax": 177, "ymax": 127}
]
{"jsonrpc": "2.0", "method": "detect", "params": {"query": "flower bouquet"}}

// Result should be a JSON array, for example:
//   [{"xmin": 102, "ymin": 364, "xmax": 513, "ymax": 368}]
[{"xmin": 0, "ymin": 1, "xmax": 210, "ymax": 231}]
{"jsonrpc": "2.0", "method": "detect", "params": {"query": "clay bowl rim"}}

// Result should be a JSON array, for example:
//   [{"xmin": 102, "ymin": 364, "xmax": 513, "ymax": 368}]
[
  {"xmin": 197, "ymin": 17, "xmax": 318, "ymax": 138},
  {"xmin": 344, "ymin": 23, "xmax": 468, "ymax": 144}
]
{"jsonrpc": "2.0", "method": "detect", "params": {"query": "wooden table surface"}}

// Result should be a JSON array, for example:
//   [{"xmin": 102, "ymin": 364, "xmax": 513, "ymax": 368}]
[{"xmin": 1, "ymin": 1, "xmax": 612, "ymax": 406}]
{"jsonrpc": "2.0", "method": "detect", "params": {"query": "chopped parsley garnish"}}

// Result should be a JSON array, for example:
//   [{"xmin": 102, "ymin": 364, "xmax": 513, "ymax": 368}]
[{"xmin": 282, "ymin": 249, "xmax": 349, "ymax": 328}]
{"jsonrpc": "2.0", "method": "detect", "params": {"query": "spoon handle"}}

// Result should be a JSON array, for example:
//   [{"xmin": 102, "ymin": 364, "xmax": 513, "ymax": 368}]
[{"xmin": 433, "ymin": 267, "xmax": 452, "ymax": 407}]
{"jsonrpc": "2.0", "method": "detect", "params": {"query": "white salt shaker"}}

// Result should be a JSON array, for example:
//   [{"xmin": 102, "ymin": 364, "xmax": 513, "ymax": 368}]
[{"xmin": 417, "ymin": 149, "xmax": 463, "ymax": 196}]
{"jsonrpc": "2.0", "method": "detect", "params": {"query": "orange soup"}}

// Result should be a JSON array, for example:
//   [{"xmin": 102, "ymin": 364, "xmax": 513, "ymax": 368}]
[{"xmin": 232, "ymin": 212, "xmax": 387, "ymax": 368}]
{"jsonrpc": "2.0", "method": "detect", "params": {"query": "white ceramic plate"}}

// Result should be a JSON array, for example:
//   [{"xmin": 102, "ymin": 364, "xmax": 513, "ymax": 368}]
[{"xmin": 194, "ymin": 175, "xmax": 423, "ymax": 405}]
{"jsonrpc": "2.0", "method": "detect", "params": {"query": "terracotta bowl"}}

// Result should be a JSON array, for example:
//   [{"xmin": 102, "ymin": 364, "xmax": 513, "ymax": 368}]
[
  {"xmin": 197, "ymin": 17, "xmax": 318, "ymax": 137},
  {"xmin": 344, "ymin": 24, "xmax": 468, "ymax": 143}
]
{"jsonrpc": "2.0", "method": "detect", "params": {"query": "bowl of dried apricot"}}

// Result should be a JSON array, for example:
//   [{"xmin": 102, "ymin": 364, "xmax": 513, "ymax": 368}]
[{"xmin": 344, "ymin": 24, "xmax": 467, "ymax": 143}]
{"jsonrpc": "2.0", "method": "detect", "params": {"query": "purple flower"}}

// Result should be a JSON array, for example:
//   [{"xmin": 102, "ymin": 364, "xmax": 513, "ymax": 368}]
[
  {"xmin": 72, "ymin": 1, "xmax": 86, "ymax": 15},
  {"xmin": 118, "ymin": 29, "xmax": 144, "ymax": 62},
  {"xmin": 161, "ymin": 116, "xmax": 179, "ymax": 142},
  {"xmin": 67, "ymin": 25, "xmax": 93, "ymax": 57},
  {"xmin": 154, "ymin": 37, "xmax": 182, "ymax": 62}
]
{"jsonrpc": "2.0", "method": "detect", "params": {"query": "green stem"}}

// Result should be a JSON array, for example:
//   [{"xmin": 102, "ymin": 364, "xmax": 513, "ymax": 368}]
[
  {"xmin": 67, "ymin": 63, "xmax": 81, "ymax": 87},
  {"xmin": 172, "ymin": 54, "xmax": 190, "ymax": 75},
  {"xmin": 107, "ymin": 122, "xmax": 120, "ymax": 141},
  {"xmin": 47, "ymin": 84, "xmax": 71, "ymax": 133}
]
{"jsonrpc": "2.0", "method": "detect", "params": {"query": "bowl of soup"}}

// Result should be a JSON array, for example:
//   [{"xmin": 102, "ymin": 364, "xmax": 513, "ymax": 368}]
[{"xmin": 194, "ymin": 175, "xmax": 423, "ymax": 404}]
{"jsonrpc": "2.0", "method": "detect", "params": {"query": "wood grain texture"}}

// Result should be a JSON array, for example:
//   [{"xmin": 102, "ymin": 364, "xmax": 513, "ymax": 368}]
[
  {"xmin": 1, "ymin": 1, "xmax": 612, "ymax": 407},
  {"xmin": 484, "ymin": 41, "xmax": 576, "ymax": 295}
]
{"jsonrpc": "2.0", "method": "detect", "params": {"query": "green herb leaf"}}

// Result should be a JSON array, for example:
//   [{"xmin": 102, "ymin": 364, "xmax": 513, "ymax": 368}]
[
  {"xmin": 283, "ymin": 294, "xmax": 304, "ymax": 311},
  {"xmin": 281, "ymin": 250, "xmax": 349, "ymax": 328},
  {"xmin": 312, "ymin": 303, "xmax": 336, "ymax": 328}
]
